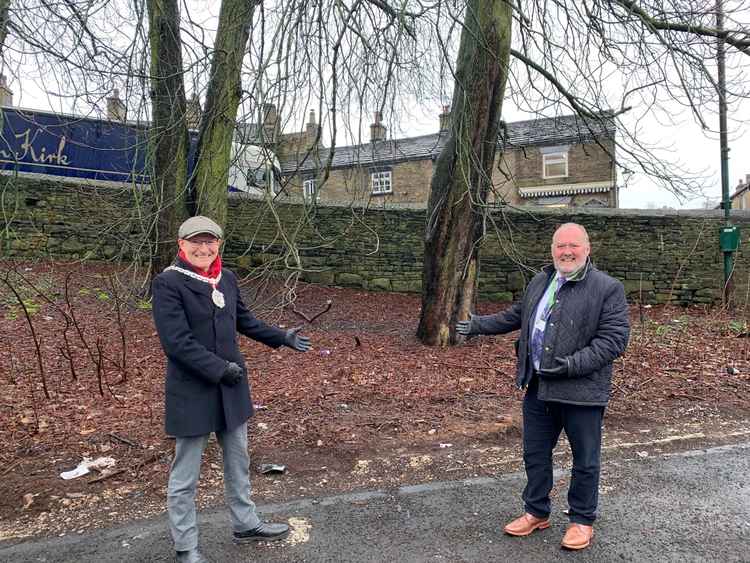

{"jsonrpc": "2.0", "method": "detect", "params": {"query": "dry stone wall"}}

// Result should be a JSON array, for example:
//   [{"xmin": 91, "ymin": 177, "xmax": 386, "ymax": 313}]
[{"xmin": 3, "ymin": 176, "xmax": 748, "ymax": 304}]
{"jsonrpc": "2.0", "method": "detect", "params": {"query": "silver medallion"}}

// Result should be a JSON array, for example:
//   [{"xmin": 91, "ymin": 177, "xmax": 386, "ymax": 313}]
[{"xmin": 211, "ymin": 288, "xmax": 225, "ymax": 308}]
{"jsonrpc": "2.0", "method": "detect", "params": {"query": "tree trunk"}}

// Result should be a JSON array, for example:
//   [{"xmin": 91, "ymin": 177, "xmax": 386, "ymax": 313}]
[
  {"xmin": 0, "ymin": 0, "xmax": 10, "ymax": 56},
  {"xmin": 416, "ymin": 0, "xmax": 512, "ymax": 346},
  {"xmin": 188, "ymin": 0, "xmax": 257, "ymax": 227},
  {"xmin": 146, "ymin": 0, "xmax": 189, "ymax": 276}
]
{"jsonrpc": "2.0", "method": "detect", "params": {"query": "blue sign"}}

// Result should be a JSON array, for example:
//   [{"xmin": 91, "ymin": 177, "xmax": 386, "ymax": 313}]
[{"xmin": 0, "ymin": 108, "xmax": 156, "ymax": 183}]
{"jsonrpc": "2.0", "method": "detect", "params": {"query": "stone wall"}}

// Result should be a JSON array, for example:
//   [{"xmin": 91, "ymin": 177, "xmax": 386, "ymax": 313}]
[
  {"xmin": 3, "ymin": 175, "xmax": 749, "ymax": 304},
  {"xmin": 1, "ymin": 175, "xmax": 151, "ymax": 261}
]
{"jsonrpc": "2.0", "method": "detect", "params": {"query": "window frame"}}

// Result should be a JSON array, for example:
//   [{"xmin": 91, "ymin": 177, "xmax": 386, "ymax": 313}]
[
  {"xmin": 542, "ymin": 152, "xmax": 569, "ymax": 179},
  {"xmin": 370, "ymin": 169, "xmax": 393, "ymax": 195},
  {"xmin": 303, "ymin": 177, "xmax": 317, "ymax": 202}
]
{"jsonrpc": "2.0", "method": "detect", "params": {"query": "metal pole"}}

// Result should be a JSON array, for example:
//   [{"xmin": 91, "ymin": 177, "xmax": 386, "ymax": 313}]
[{"xmin": 717, "ymin": 0, "xmax": 733, "ymax": 303}]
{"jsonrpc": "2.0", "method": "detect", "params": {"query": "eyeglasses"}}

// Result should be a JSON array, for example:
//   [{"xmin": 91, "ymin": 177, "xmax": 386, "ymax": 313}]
[{"xmin": 184, "ymin": 238, "xmax": 220, "ymax": 248}]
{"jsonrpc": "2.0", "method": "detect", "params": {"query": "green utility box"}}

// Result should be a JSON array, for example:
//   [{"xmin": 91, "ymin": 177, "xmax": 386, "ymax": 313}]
[{"xmin": 720, "ymin": 225, "xmax": 740, "ymax": 252}]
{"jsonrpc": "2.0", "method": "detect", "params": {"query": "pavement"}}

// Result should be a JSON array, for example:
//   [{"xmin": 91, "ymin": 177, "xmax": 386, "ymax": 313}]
[{"xmin": 1, "ymin": 441, "xmax": 749, "ymax": 563}]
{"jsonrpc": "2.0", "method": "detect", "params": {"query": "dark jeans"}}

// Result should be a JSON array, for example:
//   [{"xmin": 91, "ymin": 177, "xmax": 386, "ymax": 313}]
[{"xmin": 521, "ymin": 382, "xmax": 605, "ymax": 525}]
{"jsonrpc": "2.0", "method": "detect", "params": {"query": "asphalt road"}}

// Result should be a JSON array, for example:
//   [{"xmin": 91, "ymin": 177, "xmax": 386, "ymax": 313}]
[{"xmin": 2, "ymin": 442, "xmax": 748, "ymax": 563}]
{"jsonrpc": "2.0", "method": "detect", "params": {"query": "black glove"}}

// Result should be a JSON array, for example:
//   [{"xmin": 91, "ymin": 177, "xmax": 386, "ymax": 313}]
[
  {"xmin": 538, "ymin": 356, "xmax": 572, "ymax": 379},
  {"xmin": 284, "ymin": 326, "xmax": 311, "ymax": 352},
  {"xmin": 456, "ymin": 314, "xmax": 476, "ymax": 336},
  {"xmin": 221, "ymin": 362, "xmax": 244, "ymax": 386}
]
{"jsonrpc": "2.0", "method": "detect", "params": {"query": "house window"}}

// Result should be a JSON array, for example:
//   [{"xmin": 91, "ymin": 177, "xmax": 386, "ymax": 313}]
[
  {"xmin": 543, "ymin": 152, "xmax": 568, "ymax": 179},
  {"xmin": 303, "ymin": 178, "xmax": 316, "ymax": 201},
  {"xmin": 371, "ymin": 170, "xmax": 392, "ymax": 194}
]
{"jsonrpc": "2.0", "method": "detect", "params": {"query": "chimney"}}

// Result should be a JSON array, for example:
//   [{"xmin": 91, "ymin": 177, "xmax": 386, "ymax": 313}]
[
  {"xmin": 186, "ymin": 94, "xmax": 202, "ymax": 129},
  {"xmin": 262, "ymin": 103, "xmax": 278, "ymax": 143},
  {"xmin": 306, "ymin": 109, "xmax": 317, "ymax": 135},
  {"xmin": 106, "ymin": 89, "xmax": 126, "ymax": 121},
  {"xmin": 370, "ymin": 111, "xmax": 386, "ymax": 143},
  {"xmin": 0, "ymin": 75, "xmax": 12, "ymax": 107},
  {"xmin": 306, "ymin": 109, "xmax": 320, "ymax": 145},
  {"xmin": 746, "ymin": 173, "xmax": 750, "ymax": 186},
  {"xmin": 439, "ymin": 105, "xmax": 451, "ymax": 132}
]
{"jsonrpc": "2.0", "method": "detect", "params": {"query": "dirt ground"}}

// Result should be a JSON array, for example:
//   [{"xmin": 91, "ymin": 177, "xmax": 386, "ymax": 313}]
[{"xmin": 1, "ymin": 260, "xmax": 749, "ymax": 542}]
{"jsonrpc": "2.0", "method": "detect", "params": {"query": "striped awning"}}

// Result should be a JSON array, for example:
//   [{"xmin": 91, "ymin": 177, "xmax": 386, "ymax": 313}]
[{"xmin": 518, "ymin": 181, "xmax": 613, "ymax": 198}]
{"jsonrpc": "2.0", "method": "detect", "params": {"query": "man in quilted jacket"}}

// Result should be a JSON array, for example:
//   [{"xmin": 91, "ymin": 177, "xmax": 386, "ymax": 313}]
[{"xmin": 457, "ymin": 222, "xmax": 630, "ymax": 551}]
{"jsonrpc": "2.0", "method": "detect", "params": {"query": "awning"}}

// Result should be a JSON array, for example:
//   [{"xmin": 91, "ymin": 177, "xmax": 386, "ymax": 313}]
[{"xmin": 518, "ymin": 181, "xmax": 613, "ymax": 198}]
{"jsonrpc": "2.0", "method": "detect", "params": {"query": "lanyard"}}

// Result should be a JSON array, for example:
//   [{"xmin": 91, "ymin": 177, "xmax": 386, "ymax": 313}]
[{"xmin": 543, "ymin": 275, "xmax": 564, "ymax": 319}]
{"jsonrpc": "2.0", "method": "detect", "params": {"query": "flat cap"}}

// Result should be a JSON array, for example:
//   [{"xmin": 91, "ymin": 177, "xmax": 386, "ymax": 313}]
[{"xmin": 178, "ymin": 216, "xmax": 223, "ymax": 240}]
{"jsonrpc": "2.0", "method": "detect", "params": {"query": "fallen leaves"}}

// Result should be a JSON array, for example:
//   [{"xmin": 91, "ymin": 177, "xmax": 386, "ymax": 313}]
[{"xmin": 0, "ymin": 260, "xmax": 749, "ymax": 538}]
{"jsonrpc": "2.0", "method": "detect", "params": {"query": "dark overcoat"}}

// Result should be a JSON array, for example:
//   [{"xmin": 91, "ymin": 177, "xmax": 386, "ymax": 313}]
[
  {"xmin": 152, "ymin": 258, "xmax": 286, "ymax": 437},
  {"xmin": 472, "ymin": 259, "xmax": 630, "ymax": 406}
]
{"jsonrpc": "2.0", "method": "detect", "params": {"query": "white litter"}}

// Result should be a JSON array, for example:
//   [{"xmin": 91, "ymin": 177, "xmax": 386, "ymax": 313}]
[{"xmin": 60, "ymin": 457, "xmax": 116, "ymax": 480}]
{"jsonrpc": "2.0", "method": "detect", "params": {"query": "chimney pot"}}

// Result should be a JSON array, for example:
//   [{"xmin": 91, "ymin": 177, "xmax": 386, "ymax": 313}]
[
  {"xmin": 0, "ymin": 74, "xmax": 12, "ymax": 107},
  {"xmin": 439, "ymin": 105, "xmax": 451, "ymax": 132},
  {"xmin": 186, "ymin": 94, "xmax": 202, "ymax": 129},
  {"xmin": 261, "ymin": 103, "xmax": 278, "ymax": 144},
  {"xmin": 306, "ymin": 109, "xmax": 319, "ymax": 140},
  {"xmin": 370, "ymin": 111, "xmax": 386, "ymax": 142},
  {"xmin": 106, "ymin": 88, "xmax": 126, "ymax": 121}
]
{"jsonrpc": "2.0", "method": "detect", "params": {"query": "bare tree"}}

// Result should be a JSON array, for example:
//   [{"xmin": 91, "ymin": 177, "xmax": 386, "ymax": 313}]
[
  {"xmin": 0, "ymin": 0, "xmax": 10, "ymax": 56},
  {"xmin": 146, "ymin": 0, "xmax": 190, "ymax": 275},
  {"xmin": 187, "ymin": 0, "xmax": 259, "ymax": 226},
  {"xmin": 417, "ymin": 0, "xmax": 512, "ymax": 346}
]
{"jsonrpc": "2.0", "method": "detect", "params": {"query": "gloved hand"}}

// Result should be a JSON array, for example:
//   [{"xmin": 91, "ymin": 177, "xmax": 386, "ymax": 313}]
[
  {"xmin": 456, "ymin": 314, "xmax": 475, "ymax": 336},
  {"xmin": 221, "ymin": 362, "xmax": 244, "ymax": 386},
  {"xmin": 538, "ymin": 356, "xmax": 572, "ymax": 379},
  {"xmin": 285, "ymin": 326, "xmax": 311, "ymax": 352}
]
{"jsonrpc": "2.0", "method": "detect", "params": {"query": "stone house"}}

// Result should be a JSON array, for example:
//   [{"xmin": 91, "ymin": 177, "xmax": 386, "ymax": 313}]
[
  {"xmin": 275, "ymin": 108, "xmax": 619, "ymax": 208},
  {"xmin": 729, "ymin": 174, "xmax": 750, "ymax": 209}
]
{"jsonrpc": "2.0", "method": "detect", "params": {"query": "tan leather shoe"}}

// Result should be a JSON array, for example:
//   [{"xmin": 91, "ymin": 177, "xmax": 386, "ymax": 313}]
[
  {"xmin": 503, "ymin": 513, "xmax": 550, "ymax": 537},
  {"xmin": 561, "ymin": 523, "xmax": 594, "ymax": 550}
]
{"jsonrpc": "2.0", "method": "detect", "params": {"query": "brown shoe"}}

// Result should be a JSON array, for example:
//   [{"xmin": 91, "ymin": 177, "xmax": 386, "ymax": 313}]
[
  {"xmin": 561, "ymin": 523, "xmax": 594, "ymax": 550},
  {"xmin": 503, "ymin": 513, "xmax": 550, "ymax": 537}
]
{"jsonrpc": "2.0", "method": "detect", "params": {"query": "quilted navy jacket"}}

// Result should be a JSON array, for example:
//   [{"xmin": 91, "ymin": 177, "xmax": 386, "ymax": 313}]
[
  {"xmin": 152, "ymin": 259, "xmax": 287, "ymax": 437},
  {"xmin": 471, "ymin": 260, "xmax": 630, "ymax": 406}
]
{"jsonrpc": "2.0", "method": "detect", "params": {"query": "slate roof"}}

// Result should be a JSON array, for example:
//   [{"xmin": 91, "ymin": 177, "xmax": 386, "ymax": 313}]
[{"xmin": 281, "ymin": 113, "xmax": 615, "ymax": 174}]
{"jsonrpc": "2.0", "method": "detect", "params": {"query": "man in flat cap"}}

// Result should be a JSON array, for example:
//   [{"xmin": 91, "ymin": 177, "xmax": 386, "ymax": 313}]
[{"xmin": 152, "ymin": 215, "xmax": 312, "ymax": 563}]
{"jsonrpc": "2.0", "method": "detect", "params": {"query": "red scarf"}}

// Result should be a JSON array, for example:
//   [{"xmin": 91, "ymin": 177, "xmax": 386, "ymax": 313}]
[{"xmin": 178, "ymin": 249, "xmax": 222, "ymax": 280}]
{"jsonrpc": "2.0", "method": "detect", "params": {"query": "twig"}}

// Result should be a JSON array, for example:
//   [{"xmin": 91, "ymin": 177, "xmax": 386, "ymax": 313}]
[
  {"xmin": 108, "ymin": 432, "xmax": 140, "ymax": 448},
  {"xmin": 291, "ymin": 299, "xmax": 332, "ymax": 323},
  {"xmin": 108, "ymin": 273, "xmax": 128, "ymax": 381},
  {"xmin": 632, "ymin": 376, "xmax": 656, "ymax": 392},
  {"xmin": 669, "ymin": 393, "xmax": 705, "ymax": 402},
  {"xmin": 96, "ymin": 337, "xmax": 105, "ymax": 397},
  {"xmin": 436, "ymin": 360, "xmax": 504, "ymax": 373},
  {"xmin": 0, "ymin": 459, "xmax": 23, "ymax": 478},
  {"xmin": 3, "ymin": 272, "xmax": 49, "ymax": 400},
  {"xmin": 60, "ymin": 273, "xmax": 78, "ymax": 380}
]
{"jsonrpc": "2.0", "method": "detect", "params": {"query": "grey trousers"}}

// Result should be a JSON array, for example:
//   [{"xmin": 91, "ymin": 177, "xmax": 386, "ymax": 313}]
[{"xmin": 167, "ymin": 422, "xmax": 261, "ymax": 551}]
